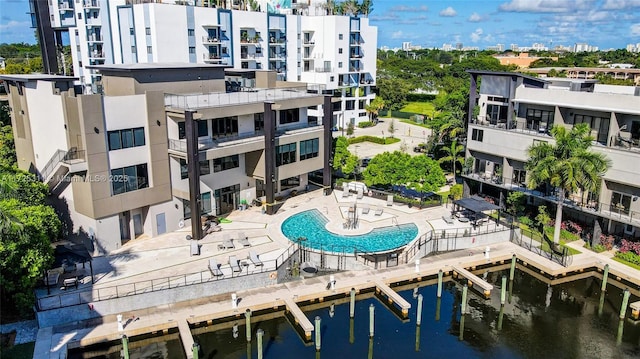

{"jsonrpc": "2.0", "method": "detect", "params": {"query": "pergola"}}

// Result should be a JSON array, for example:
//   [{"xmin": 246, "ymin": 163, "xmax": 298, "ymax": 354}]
[{"xmin": 453, "ymin": 195, "xmax": 501, "ymax": 224}]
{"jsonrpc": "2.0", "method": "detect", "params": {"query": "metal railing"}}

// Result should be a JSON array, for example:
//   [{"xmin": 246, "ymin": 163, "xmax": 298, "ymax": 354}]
[
  {"xmin": 510, "ymin": 228, "xmax": 572, "ymax": 267},
  {"xmin": 165, "ymin": 85, "xmax": 324, "ymax": 110},
  {"xmin": 37, "ymin": 258, "xmax": 279, "ymax": 311}
]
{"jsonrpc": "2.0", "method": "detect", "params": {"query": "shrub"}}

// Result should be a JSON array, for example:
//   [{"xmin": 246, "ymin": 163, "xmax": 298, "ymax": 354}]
[
  {"xmin": 518, "ymin": 216, "xmax": 533, "ymax": 227},
  {"xmin": 348, "ymin": 136, "xmax": 400, "ymax": 145},
  {"xmin": 619, "ymin": 239, "xmax": 640, "ymax": 255},
  {"xmin": 357, "ymin": 121, "xmax": 375, "ymax": 128},
  {"xmin": 600, "ymin": 234, "xmax": 615, "ymax": 251},
  {"xmin": 615, "ymin": 251, "xmax": 640, "ymax": 266}
]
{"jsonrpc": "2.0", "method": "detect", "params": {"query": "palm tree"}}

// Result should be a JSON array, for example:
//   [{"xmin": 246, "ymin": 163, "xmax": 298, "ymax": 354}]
[
  {"xmin": 438, "ymin": 109, "xmax": 465, "ymax": 143},
  {"xmin": 438, "ymin": 139, "xmax": 464, "ymax": 179},
  {"xmin": 359, "ymin": 0, "xmax": 373, "ymax": 16},
  {"xmin": 526, "ymin": 123, "xmax": 610, "ymax": 244},
  {"xmin": 342, "ymin": 0, "xmax": 359, "ymax": 16},
  {"xmin": 365, "ymin": 97, "xmax": 385, "ymax": 123},
  {"xmin": 0, "ymin": 175, "xmax": 21, "ymax": 233}
]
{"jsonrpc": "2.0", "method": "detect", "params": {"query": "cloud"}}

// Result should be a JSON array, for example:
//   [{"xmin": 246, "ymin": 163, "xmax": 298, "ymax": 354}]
[
  {"xmin": 369, "ymin": 14, "xmax": 400, "ymax": 22},
  {"xmin": 0, "ymin": 20, "xmax": 30, "ymax": 31},
  {"xmin": 603, "ymin": 0, "xmax": 640, "ymax": 9},
  {"xmin": 439, "ymin": 6, "xmax": 457, "ymax": 17},
  {"xmin": 390, "ymin": 5, "xmax": 428, "ymax": 12},
  {"xmin": 632, "ymin": 23, "xmax": 640, "ymax": 35},
  {"xmin": 499, "ymin": 0, "xmax": 593, "ymax": 13},
  {"xmin": 470, "ymin": 28, "xmax": 483, "ymax": 42},
  {"xmin": 391, "ymin": 31, "xmax": 404, "ymax": 39},
  {"xmin": 468, "ymin": 13, "xmax": 484, "ymax": 22}
]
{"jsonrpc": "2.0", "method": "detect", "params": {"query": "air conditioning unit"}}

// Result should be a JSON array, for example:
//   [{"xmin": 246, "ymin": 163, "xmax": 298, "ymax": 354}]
[{"xmin": 624, "ymin": 224, "xmax": 636, "ymax": 236}]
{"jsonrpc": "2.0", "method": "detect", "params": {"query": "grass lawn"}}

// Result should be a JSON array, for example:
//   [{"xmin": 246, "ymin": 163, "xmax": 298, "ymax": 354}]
[
  {"xmin": 400, "ymin": 101, "xmax": 436, "ymax": 115},
  {"xmin": 613, "ymin": 256, "xmax": 640, "ymax": 271},
  {"xmin": 400, "ymin": 119, "xmax": 431, "ymax": 129},
  {"xmin": 1, "ymin": 342, "xmax": 35, "ymax": 359},
  {"xmin": 521, "ymin": 227, "xmax": 581, "ymax": 255}
]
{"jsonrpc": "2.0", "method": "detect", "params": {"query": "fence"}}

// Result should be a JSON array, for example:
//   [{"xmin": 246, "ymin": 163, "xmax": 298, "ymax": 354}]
[{"xmin": 510, "ymin": 228, "xmax": 573, "ymax": 267}]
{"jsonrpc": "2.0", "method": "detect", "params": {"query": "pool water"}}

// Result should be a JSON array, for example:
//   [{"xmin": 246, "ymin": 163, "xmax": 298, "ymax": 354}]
[
  {"xmin": 194, "ymin": 270, "xmax": 640, "ymax": 359},
  {"xmin": 281, "ymin": 209, "xmax": 419, "ymax": 253}
]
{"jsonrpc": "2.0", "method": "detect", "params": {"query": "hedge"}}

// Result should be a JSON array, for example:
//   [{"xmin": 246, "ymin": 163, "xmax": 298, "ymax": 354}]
[
  {"xmin": 357, "ymin": 121, "xmax": 375, "ymax": 128},
  {"xmin": 348, "ymin": 136, "xmax": 401, "ymax": 145}
]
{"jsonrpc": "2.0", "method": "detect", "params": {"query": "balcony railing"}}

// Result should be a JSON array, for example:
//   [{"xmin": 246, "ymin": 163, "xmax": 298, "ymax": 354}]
[
  {"xmin": 165, "ymin": 84, "xmax": 325, "ymax": 110},
  {"xmin": 462, "ymin": 172, "xmax": 640, "ymax": 226},
  {"xmin": 202, "ymin": 36, "xmax": 221, "ymax": 43},
  {"xmin": 87, "ymin": 34, "xmax": 102, "ymax": 42},
  {"xmin": 83, "ymin": 0, "xmax": 99, "ymax": 8},
  {"xmin": 314, "ymin": 67, "xmax": 333, "ymax": 73}
]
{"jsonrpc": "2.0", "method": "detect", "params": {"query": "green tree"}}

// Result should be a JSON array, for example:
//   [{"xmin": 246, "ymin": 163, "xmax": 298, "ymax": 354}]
[
  {"xmin": 506, "ymin": 191, "xmax": 526, "ymax": 217},
  {"xmin": 359, "ymin": 0, "xmax": 373, "ymax": 16},
  {"xmin": 377, "ymin": 78, "xmax": 409, "ymax": 111},
  {"xmin": 362, "ymin": 151, "xmax": 445, "ymax": 192},
  {"xmin": 346, "ymin": 122, "xmax": 355, "ymax": 136},
  {"xmin": 438, "ymin": 139, "xmax": 464, "ymax": 178},
  {"xmin": 0, "ymin": 125, "xmax": 17, "ymax": 168},
  {"xmin": 0, "ymin": 103, "xmax": 11, "ymax": 127},
  {"xmin": 526, "ymin": 124, "xmax": 610, "ymax": 244},
  {"xmin": 365, "ymin": 96, "xmax": 385, "ymax": 122},
  {"xmin": 387, "ymin": 119, "xmax": 396, "ymax": 138},
  {"xmin": 450, "ymin": 184, "xmax": 463, "ymax": 200}
]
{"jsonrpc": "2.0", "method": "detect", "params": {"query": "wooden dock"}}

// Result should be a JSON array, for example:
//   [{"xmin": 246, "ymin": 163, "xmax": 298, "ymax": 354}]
[
  {"xmin": 178, "ymin": 320, "xmax": 195, "ymax": 359},
  {"xmin": 284, "ymin": 298, "xmax": 314, "ymax": 340},
  {"xmin": 452, "ymin": 265, "xmax": 494, "ymax": 298},
  {"xmin": 375, "ymin": 280, "xmax": 411, "ymax": 316}
]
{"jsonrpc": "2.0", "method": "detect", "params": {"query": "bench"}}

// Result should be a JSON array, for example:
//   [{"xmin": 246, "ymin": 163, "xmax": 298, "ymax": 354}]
[
  {"xmin": 442, "ymin": 215, "xmax": 454, "ymax": 225},
  {"xmin": 62, "ymin": 277, "xmax": 78, "ymax": 290}
]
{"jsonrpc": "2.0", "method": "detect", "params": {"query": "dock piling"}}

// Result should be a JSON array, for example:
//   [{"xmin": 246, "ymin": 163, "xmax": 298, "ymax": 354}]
[
  {"xmin": 620, "ymin": 289, "xmax": 630, "ymax": 319},
  {"xmin": 121, "ymin": 335, "xmax": 129, "ymax": 359},
  {"xmin": 349, "ymin": 318, "xmax": 355, "ymax": 344},
  {"xmin": 369, "ymin": 304, "xmax": 375, "ymax": 338},
  {"xmin": 415, "ymin": 259, "xmax": 420, "ymax": 273},
  {"xmin": 245, "ymin": 309, "xmax": 252, "ymax": 342},
  {"xmin": 232, "ymin": 293, "xmax": 238, "ymax": 309},
  {"xmin": 350, "ymin": 288, "xmax": 356, "ymax": 318},
  {"xmin": 437, "ymin": 270, "xmax": 443, "ymax": 298},
  {"xmin": 315, "ymin": 316, "xmax": 322, "ymax": 351},
  {"xmin": 192, "ymin": 343, "xmax": 200, "ymax": 359},
  {"xmin": 598, "ymin": 291, "xmax": 605, "ymax": 317},
  {"xmin": 435, "ymin": 297, "xmax": 441, "ymax": 321},
  {"xmin": 415, "ymin": 325, "xmax": 421, "ymax": 352},
  {"xmin": 416, "ymin": 294, "xmax": 423, "ymax": 326},
  {"xmin": 257, "ymin": 329, "xmax": 264, "ymax": 359},
  {"xmin": 500, "ymin": 275, "xmax": 507, "ymax": 305},
  {"xmin": 497, "ymin": 305, "xmax": 504, "ymax": 331},
  {"xmin": 509, "ymin": 254, "xmax": 516, "ymax": 281},
  {"xmin": 601, "ymin": 264, "xmax": 610, "ymax": 292},
  {"xmin": 461, "ymin": 284, "xmax": 468, "ymax": 314},
  {"xmin": 458, "ymin": 315, "xmax": 465, "ymax": 341},
  {"xmin": 617, "ymin": 319, "xmax": 624, "ymax": 345}
]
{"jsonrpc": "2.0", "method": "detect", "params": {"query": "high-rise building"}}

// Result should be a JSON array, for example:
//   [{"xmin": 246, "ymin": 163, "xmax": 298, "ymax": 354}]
[{"xmin": 33, "ymin": 0, "xmax": 377, "ymax": 127}]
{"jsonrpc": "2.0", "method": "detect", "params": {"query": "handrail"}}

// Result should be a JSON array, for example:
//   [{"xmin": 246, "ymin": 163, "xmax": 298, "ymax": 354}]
[{"xmin": 39, "ymin": 149, "xmax": 67, "ymax": 181}]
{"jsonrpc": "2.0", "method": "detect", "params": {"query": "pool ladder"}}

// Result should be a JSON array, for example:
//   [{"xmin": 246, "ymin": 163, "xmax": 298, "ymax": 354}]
[{"xmin": 392, "ymin": 217, "xmax": 398, "ymax": 226}]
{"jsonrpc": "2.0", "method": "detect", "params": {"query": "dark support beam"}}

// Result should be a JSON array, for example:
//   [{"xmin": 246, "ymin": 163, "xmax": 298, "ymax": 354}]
[
  {"xmin": 185, "ymin": 110, "xmax": 203, "ymax": 240},
  {"xmin": 264, "ymin": 102, "xmax": 276, "ymax": 215},
  {"xmin": 507, "ymin": 75, "xmax": 517, "ymax": 128},
  {"xmin": 29, "ymin": 0, "xmax": 59, "ymax": 74},
  {"xmin": 468, "ymin": 74, "xmax": 478, "ymax": 125},
  {"xmin": 323, "ymin": 95, "xmax": 333, "ymax": 195}
]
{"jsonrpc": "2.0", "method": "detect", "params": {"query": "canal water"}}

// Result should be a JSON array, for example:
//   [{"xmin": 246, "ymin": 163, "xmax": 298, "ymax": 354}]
[{"xmin": 70, "ymin": 269, "xmax": 640, "ymax": 358}]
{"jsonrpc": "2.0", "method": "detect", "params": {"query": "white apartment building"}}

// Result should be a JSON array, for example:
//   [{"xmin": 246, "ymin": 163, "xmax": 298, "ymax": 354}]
[
  {"xmin": 1, "ymin": 64, "xmax": 331, "ymax": 254},
  {"xmin": 464, "ymin": 71, "xmax": 640, "ymax": 240},
  {"xmin": 43, "ymin": 0, "xmax": 376, "ymax": 128}
]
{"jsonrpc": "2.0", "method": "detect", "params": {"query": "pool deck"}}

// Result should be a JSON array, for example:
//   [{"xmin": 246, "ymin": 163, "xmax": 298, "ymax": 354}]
[{"xmin": 34, "ymin": 188, "xmax": 640, "ymax": 358}]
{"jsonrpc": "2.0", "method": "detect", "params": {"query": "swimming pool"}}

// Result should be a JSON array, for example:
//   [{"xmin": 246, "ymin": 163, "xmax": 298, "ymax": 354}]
[{"xmin": 281, "ymin": 209, "xmax": 418, "ymax": 253}]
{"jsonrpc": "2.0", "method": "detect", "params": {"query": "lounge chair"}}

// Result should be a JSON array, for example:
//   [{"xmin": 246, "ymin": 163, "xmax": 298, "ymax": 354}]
[
  {"xmin": 357, "ymin": 188, "xmax": 363, "ymax": 199},
  {"xmin": 249, "ymin": 251, "xmax": 263, "ymax": 267},
  {"xmin": 386, "ymin": 195, "xmax": 393, "ymax": 206},
  {"xmin": 229, "ymin": 255, "xmax": 241, "ymax": 272},
  {"xmin": 218, "ymin": 234, "xmax": 235, "ymax": 250},
  {"xmin": 342, "ymin": 189, "xmax": 350, "ymax": 198},
  {"xmin": 237, "ymin": 232, "xmax": 251, "ymax": 247},
  {"xmin": 208, "ymin": 259, "xmax": 223, "ymax": 276},
  {"xmin": 362, "ymin": 206, "xmax": 370, "ymax": 215},
  {"xmin": 374, "ymin": 207, "xmax": 383, "ymax": 216}
]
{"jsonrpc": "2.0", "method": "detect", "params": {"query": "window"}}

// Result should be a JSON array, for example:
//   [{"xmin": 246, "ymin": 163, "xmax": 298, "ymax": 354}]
[
  {"xmin": 108, "ymin": 127, "xmax": 145, "ymax": 150},
  {"xmin": 280, "ymin": 109, "xmax": 299, "ymax": 124},
  {"xmin": 308, "ymin": 116, "xmax": 318, "ymax": 125},
  {"xmin": 188, "ymin": 29, "xmax": 194, "ymax": 36},
  {"xmin": 198, "ymin": 120, "xmax": 208, "ymax": 137},
  {"xmin": 145, "ymin": 27, "xmax": 151, "ymax": 35},
  {"xmin": 200, "ymin": 159, "xmax": 211, "ymax": 175},
  {"xmin": 76, "ymin": 45, "xmax": 80, "ymax": 51},
  {"xmin": 338, "ymin": 62, "xmax": 343, "ymax": 68},
  {"xmin": 339, "ymin": 48, "xmax": 343, "ymax": 54},
  {"xmin": 183, "ymin": 192, "xmax": 212, "ymax": 218},
  {"xmin": 178, "ymin": 122, "xmax": 185, "ymax": 139},
  {"xmin": 111, "ymin": 164, "xmax": 149, "ymax": 195},
  {"xmin": 131, "ymin": 46, "xmax": 136, "ymax": 53},
  {"xmin": 147, "ymin": 46, "xmax": 152, "ymax": 54},
  {"xmin": 330, "ymin": 76, "xmax": 335, "ymax": 82},
  {"xmin": 77, "ymin": 13, "xmax": 82, "ymax": 19},
  {"xmin": 211, "ymin": 117, "xmax": 238, "ymax": 137},
  {"xmin": 300, "ymin": 138, "xmax": 319, "ymax": 160},
  {"xmin": 512, "ymin": 169, "xmax": 526, "ymax": 186},
  {"xmin": 526, "ymin": 108, "xmax": 554, "ymax": 133},
  {"xmin": 254, "ymin": 113, "xmax": 264, "ymax": 132},
  {"xmin": 280, "ymin": 176, "xmax": 300, "ymax": 191},
  {"xmin": 179, "ymin": 159, "xmax": 188, "ymax": 179},
  {"xmin": 572, "ymin": 113, "xmax": 610, "ymax": 145},
  {"xmin": 611, "ymin": 192, "xmax": 631, "ymax": 215},
  {"xmin": 276, "ymin": 143, "xmax": 296, "ymax": 166},
  {"xmin": 189, "ymin": 46, "xmax": 195, "ymax": 54},
  {"xmin": 338, "ymin": 34, "xmax": 343, "ymax": 40},
  {"xmin": 213, "ymin": 155, "xmax": 240, "ymax": 172},
  {"xmin": 472, "ymin": 128, "xmax": 484, "ymax": 142},
  {"xmin": 75, "ymin": 29, "xmax": 79, "ymax": 36},
  {"xmin": 129, "ymin": 28, "xmax": 134, "ymax": 35}
]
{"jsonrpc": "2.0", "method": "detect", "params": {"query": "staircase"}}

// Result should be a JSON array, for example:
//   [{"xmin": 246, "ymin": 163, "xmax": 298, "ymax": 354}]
[{"xmin": 39, "ymin": 148, "xmax": 87, "ymax": 190}]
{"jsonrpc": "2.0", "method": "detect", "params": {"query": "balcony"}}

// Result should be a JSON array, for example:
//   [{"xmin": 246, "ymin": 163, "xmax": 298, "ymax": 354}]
[
  {"xmin": 87, "ymin": 34, "xmax": 103, "ymax": 42},
  {"xmin": 303, "ymin": 40, "xmax": 315, "ymax": 46},
  {"xmin": 89, "ymin": 51, "xmax": 105, "ymax": 59},
  {"xmin": 202, "ymin": 36, "xmax": 221, "ymax": 44},
  {"xmin": 203, "ymin": 53, "xmax": 222, "ymax": 63},
  {"xmin": 269, "ymin": 37, "xmax": 286, "ymax": 45},
  {"xmin": 83, "ymin": 0, "xmax": 99, "ymax": 8},
  {"xmin": 462, "ymin": 171, "xmax": 640, "ymax": 227},
  {"xmin": 240, "ymin": 53, "xmax": 257, "ymax": 61},
  {"xmin": 202, "ymin": 24, "xmax": 220, "ymax": 29},
  {"xmin": 59, "ymin": 2, "xmax": 73, "ymax": 11},
  {"xmin": 350, "ymin": 52, "xmax": 363, "ymax": 59}
]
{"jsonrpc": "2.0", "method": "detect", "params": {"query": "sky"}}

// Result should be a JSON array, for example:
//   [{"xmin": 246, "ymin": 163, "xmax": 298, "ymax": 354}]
[{"xmin": 0, "ymin": 0, "xmax": 639, "ymax": 50}]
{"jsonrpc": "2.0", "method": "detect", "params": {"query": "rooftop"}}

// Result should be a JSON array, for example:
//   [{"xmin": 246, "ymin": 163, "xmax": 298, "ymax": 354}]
[
  {"xmin": 86, "ymin": 62, "xmax": 230, "ymax": 72},
  {"xmin": 0, "ymin": 74, "xmax": 77, "ymax": 82}
]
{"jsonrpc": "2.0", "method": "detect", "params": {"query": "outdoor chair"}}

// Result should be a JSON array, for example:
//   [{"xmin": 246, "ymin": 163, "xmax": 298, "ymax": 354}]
[
  {"xmin": 249, "ymin": 251, "xmax": 263, "ymax": 267},
  {"xmin": 229, "ymin": 255, "xmax": 242, "ymax": 272},
  {"xmin": 357, "ymin": 188, "xmax": 364, "ymax": 199},
  {"xmin": 237, "ymin": 232, "xmax": 251, "ymax": 247},
  {"xmin": 342, "ymin": 189, "xmax": 350, "ymax": 198},
  {"xmin": 208, "ymin": 259, "xmax": 224, "ymax": 276},
  {"xmin": 386, "ymin": 195, "xmax": 393, "ymax": 206},
  {"xmin": 190, "ymin": 240, "xmax": 200, "ymax": 256},
  {"xmin": 362, "ymin": 206, "xmax": 370, "ymax": 215},
  {"xmin": 374, "ymin": 207, "xmax": 383, "ymax": 216},
  {"xmin": 218, "ymin": 234, "xmax": 235, "ymax": 250}
]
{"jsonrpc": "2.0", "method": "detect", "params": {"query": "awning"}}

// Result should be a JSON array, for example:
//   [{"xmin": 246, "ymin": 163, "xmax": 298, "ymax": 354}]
[{"xmin": 453, "ymin": 195, "xmax": 501, "ymax": 213}]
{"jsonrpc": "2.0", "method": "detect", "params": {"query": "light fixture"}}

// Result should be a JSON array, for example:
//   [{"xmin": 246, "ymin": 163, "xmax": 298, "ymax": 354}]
[
  {"xmin": 156, "ymin": 120, "xmax": 161, "ymax": 126},
  {"xmin": 94, "ymin": 127, "xmax": 100, "ymax": 134}
]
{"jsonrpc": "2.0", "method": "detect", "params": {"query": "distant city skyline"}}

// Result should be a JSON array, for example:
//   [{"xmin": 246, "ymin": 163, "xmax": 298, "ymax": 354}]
[{"xmin": 0, "ymin": 0, "xmax": 639, "ymax": 51}]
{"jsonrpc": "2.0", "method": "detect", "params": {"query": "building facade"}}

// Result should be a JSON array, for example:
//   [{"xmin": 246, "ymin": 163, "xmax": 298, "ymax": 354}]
[
  {"xmin": 36, "ymin": 0, "xmax": 376, "ymax": 127},
  {"xmin": 464, "ymin": 70, "xmax": 640, "ymax": 239},
  {"xmin": 1, "ymin": 64, "xmax": 330, "ymax": 254}
]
